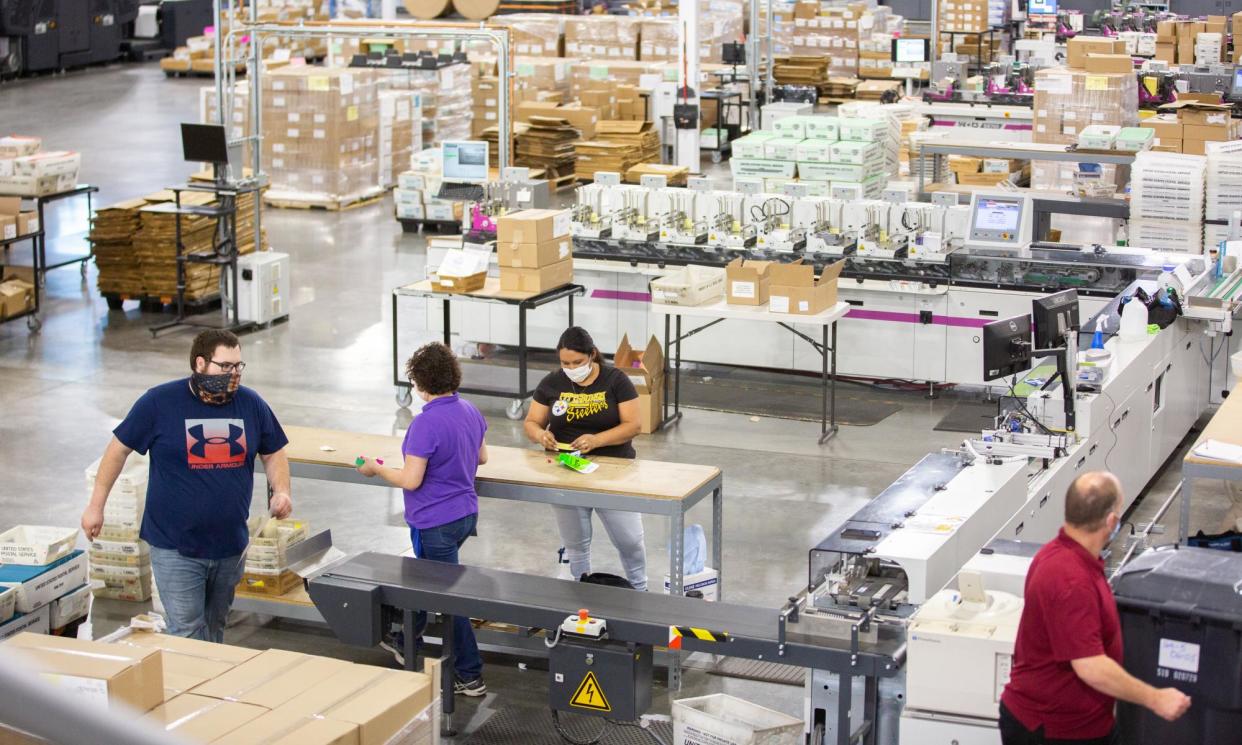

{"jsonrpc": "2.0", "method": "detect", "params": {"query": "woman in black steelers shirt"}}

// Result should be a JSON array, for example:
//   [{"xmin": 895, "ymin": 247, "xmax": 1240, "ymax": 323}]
[{"xmin": 524, "ymin": 326, "xmax": 647, "ymax": 590}]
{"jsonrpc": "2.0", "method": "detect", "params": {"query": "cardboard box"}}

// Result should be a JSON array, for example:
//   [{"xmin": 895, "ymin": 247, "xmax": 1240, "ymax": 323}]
[
  {"xmin": 224, "ymin": 709, "xmax": 360, "ymax": 745},
  {"xmin": 192, "ymin": 650, "xmax": 354, "ymax": 710},
  {"xmin": 141, "ymin": 694, "xmax": 268, "ymax": 742},
  {"xmin": 4, "ymin": 632, "xmax": 164, "ymax": 713},
  {"xmin": 264, "ymin": 666, "xmax": 433, "ymax": 745},
  {"xmin": 1155, "ymin": 42, "xmax": 1175, "ymax": 63},
  {"xmin": 1183, "ymin": 123, "xmax": 1236, "ymax": 142},
  {"xmin": 0, "ymin": 198, "xmax": 33, "ymax": 240},
  {"xmin": 496, "ymin": 209, "xmax": 571, "ymax": 245},
  {"xmin": 497, "ymin": 235, "xmax": 571, "ymax": 269},
  {"xmin": 432, "ymin": 250, "xmax": 489, "ymax": 294},
  {"xmin": 725, "ymin": 258, "xmax": 774, "ymax": 305},
  {"xmin": 1182, "ymin": 139, "xmax": 1207, "ymax": 155},
  {"xmin": 1084, "ymin": 53, "xmax": 1134, "ymax": 74},
  {"xmin": 0, "ymin": 550, "xmax": 88, "ymax": 613},
  {"xmin": 1140, "ymin": 117, "xmax": 1183, "ymax": 140},
  {"xmin": 115, "ymin": 631, "xmax": 262, "ymax": 702},
  {"xmin": 1179, "ymin": 107, "xmax": 1232, "ymax": 127},
  {"xmin": 614, "ymin": 334, "xmax": 665, "ymax": 435},
  {"xmin": 662, "ymin": 567, "xmax": 720, "ymax": 601},
  {"xmin": 650, "ymin": 265, "xmax": 726, "ymax": 306},
  {"xmin": 498, "ymin": 257, "xmax": 573, "ymax": 294},
  {"xmin": 768, "ymin": 259, "xmax": 845, "ymax": 316},
  {"xmin": 1067, "ymin": 36, "xmax": 1126, "ymax": 68}
]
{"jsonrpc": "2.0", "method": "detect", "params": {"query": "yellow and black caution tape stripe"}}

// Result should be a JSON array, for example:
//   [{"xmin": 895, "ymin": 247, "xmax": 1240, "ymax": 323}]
[{"xmin": 668, "ymin": 625, "xmax": 730, "ymax": 648}]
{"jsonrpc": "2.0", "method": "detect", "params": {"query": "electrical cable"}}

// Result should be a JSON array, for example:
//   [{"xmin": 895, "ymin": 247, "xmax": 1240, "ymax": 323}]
[
  {"xmin": 551, "ymin": 710, "xmax": 608, "ymax": 745},
  {"xmin": 608, "ymin": 719, "xmax": 672, "ymax": 745},
  {"xmin": 544, "ymin": 625, "xmax": 563, "ymax": 649}
]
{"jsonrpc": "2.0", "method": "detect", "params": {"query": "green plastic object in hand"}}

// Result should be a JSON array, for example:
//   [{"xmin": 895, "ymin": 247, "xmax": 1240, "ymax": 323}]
[{"xmin": 355, "ymin": 456, "xmax": 366, "ymax": 467}]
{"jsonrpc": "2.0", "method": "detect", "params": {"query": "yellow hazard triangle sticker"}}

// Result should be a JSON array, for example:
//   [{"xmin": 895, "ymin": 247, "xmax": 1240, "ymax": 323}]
[{"xmin": 570, "ymin": 670, "xmax": 611, "ymax": 712}]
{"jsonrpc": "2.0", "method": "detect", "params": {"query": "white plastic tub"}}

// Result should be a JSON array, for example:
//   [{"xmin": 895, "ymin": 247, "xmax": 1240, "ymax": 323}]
[
  {"xmin": 673, "ymin": 694, "xmax": 802, "ymax": 745},
  {"xmin": 0, "ymin": 525, "xmax": 77, "ymax": 565}
]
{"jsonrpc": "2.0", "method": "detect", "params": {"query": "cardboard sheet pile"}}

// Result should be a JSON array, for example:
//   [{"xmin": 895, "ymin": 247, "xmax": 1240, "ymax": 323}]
[
  {"xmin": 516, "ymin": 116, "xmax": 579, "ymax": 183},
  {"xmin": 0, "ymin": 526, "xmax": 89, "ymax": 640},
  {"xmin": 574, "ymin": 122, "xmax": 660, "ymax": 181},
  {"xmin": 85, "ymin": 453, "xmax": 154, "ymax": 602},
  {"xmin": 0, "ymin": 630, "xmax": 443, "ymax": 745},
  {"xmin": 0, "ymin": 135, "xmax": 80, "ymax": 198}
]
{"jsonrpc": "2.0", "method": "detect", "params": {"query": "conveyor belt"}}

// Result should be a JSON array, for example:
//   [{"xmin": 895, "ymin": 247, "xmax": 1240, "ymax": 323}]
[{"xmin": 310, "ymin": 552, "xmax": 905, "ymax": 677}]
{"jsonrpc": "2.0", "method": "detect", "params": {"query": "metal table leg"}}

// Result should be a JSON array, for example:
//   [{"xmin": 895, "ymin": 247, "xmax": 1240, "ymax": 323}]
[
  {"xmin": 440, "ymin": 614, "xmax": 457, "ymax": 736},
  {"xmin": 818, "ymin": 321, "xmax": 839, "ymax": 444},
  {"xmin": 1180, "ymin": 476, "xmax": 1192, "ymax": 544},
  {"xmin": 669, "ymin": 508, "xmax": 685, "ymax": 692},
  {"xmin": 441, "ymin": 298, "xmax": 451, "ymax": 346},
  {"xmin": 713, "ymin": 484, "xmax": 724, "ymax": 601},
  {"xmin": 518, "ymin": 303, "xmax": 528, "ymax": 397}
]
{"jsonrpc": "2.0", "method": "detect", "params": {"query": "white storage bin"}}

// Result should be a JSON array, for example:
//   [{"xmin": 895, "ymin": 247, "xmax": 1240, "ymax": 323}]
[
  {"xmin": 0, "ymin": 586, "xmax": 15, "ymax": 624},
  {"xmin": 650, "ymin": 266, "xmax": 726, "ymax": 306},
  {"xmin": 85, "ymin": 452, "xmax": 149, "ymax": 497},
  {"xmin": 0, "ymin": 526, "xmax": 77, "ymax": 565},
  {"xmin": 673, "ymin": 694, "xmax": 802, "ymax": 745}
]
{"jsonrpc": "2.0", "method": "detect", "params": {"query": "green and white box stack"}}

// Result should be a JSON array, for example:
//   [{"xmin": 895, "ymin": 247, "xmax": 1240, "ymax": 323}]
[{"xmin": 86, "ymin": 454, "xmax": 154, "ymax": 602}]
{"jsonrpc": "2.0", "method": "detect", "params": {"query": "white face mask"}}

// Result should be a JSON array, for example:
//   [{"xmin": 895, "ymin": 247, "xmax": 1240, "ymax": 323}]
[{"xmin": 563, "ymin": 362, "xmax": 592, "ymax": 384}]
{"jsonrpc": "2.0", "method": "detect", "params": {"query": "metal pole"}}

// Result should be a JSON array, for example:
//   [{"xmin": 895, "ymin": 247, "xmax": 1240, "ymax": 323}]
[
  {"xmin": 764, "ymin": 0, "xmax": 774, "ymax": 110},
  {"xmin": 1109, "ymin": 480, "xmax": 1183, "ymax": 581},
  {"xmin": 0, "ymin": 649, "xmax": 189, "ymax": 745},
  {"xmin": 747, "ymin": 0, "xmax": 759, "ymax": 129}
]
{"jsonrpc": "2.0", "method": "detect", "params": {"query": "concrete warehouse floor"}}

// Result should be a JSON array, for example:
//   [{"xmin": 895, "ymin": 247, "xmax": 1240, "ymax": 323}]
[{"xmin": 1, "ymin": 64, "xmax": 1241, "ymax": 739}]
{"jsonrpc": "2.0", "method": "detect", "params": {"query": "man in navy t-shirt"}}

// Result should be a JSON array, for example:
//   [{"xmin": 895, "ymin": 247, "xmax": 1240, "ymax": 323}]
[{"xmin": 81, "ymin": 330, "xmax": 292, "ymax": 642}]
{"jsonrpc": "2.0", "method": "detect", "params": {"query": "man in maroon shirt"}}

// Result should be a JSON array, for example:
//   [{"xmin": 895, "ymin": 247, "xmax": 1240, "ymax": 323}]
[{"xmin": 999, "ymin": 471, "xmax": 1191, "ymax": 744}]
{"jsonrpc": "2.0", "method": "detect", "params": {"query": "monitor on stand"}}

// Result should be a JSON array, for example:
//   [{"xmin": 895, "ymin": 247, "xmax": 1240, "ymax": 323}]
[
  {"xmin": 1031, "ymin": 289, "xmax": 1081, "ymax": 431},
  {"xmin": 982, "ymin": 315, "xmax": 1033, "ymax": 382},
  {"xmin": 181, "ymin": 123, "xmax": 235, "ymax": 183}
]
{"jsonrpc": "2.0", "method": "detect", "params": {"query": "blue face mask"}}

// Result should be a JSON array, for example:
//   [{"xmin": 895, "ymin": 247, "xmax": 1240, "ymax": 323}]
[{"xmin": 1107, "ymin": 515, "xmax": 1121, "ymax": 544}]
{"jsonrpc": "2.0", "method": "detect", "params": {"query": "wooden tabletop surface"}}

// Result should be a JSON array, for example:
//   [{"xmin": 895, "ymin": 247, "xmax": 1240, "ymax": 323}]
[
  {"xmin": 283, "ymin": 425, "xmax": 721, "ymax": 501},
  {"xmin": 1185, "ymin": 380, "xmax": 1242, "ymax": 470}
]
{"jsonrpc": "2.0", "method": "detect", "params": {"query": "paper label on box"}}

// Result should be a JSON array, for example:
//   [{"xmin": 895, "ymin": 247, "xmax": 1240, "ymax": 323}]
[
  {"xmin": 994, "ymin": 653, "xmax": 1012, "ymax": 702},
  {"xmin": 770, "ymin": 295, "xmax": 790, "ymax": 313},
  {"xmin": 273, "ymin": 96, "xmax": 286, "ymax": 108},
  {"xmin": 313, "ymin": 129, "xmax": 325, "ymax": 139},
  {"xmin": 1035, "ymin": 73, "xmax": 1071, "ymax": 93},
  {"xmin": 517, "ymin": 63, "xmax": 535, "ymax": 76},
  {"xmin": 272, "ymin": 49, "xmax": 291, "ymax": 63},
  {"xmin": 340, "ymin": 73, "xmax": 354, "ymax": 96},
  {"xmin": 552, "ymin": 211, "xmax": 572, "ymax": 237},
  {"xmin": 1085, "ymin": 75, "xmax": 1109, "ymax": 91},
  {"xmin": 273, "ymin": 80, "xmax": 286, "ymax": 91},
  {"xmin": 558, "ymin": 240, "xmax": 569, "ymax": 259},
  {"xmin": 1158, "ymin": 639, "xmax": 1200, "ymax": 674},
  {"xmin": 731, "ymin": 280, "xmax": 756, "ymax": 299},
  {"xmin": 798, "ymin": 300, "xmax": 809, "ymax": 312},
  {"xmin": 232, "ymin": 111, "xmax": 243, "ymax": 124},
  {"xmin": 41, "ymin": 674, "xmax": 109, "ymax": 709},
  {"xmin": 286, "ymin": 128, "xmax": 299, "ymax": 138},
  {"xmin": 347, "ymin": 106, "xmax": 358, "ymax": 121},
  {"xmin": 273, "ymin": 143, "xmax": 285, "ymax": 153},
  {"xmin": 314, "ymin": 113, "xmax": 327, "ymax": 124},
  {"xmin": 272, "ymin": 158, "xmax": 284, "ymax": 169},
  {"xmin": 590, "ymin": 66, "xmax": 609, "ymax": 80},
  {"xmin": 307, "ymin": 76, "xmax": 330, "ymax": 92}
]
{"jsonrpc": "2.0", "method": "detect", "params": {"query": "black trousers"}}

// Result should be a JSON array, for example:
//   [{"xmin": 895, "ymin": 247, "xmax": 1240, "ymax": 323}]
[{"xmin": 999, "ymin": 703, "xmax": 1119, "ymax": 745}]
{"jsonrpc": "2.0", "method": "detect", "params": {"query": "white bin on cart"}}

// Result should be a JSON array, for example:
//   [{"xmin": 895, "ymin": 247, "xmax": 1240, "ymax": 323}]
[{"xmin": 673, "ymin": 694, "xmax": 802, "ymax": 745}]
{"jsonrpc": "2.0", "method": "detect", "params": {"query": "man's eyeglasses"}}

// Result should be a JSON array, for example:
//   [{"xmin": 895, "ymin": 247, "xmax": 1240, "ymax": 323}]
[{"xmin": 210, "ymin": 360, "xmax": 246, "ymax": 373}]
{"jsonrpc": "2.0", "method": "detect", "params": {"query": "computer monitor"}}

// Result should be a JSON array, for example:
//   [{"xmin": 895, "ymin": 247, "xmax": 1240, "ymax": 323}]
[
  {"xmin": 441, "ymin": 141, "xmax": 489, "ymax": 184},
  {"xmin": 982, "ymin": 315, "xmax": 1033, "ymax": 381},
  {"xmin": 891, "ymin": 38, "xmax": 930, "ymax": 64},
  {"xmin": 1032, "ymin": 289, "xmax": 1080, "ymax": 349},
  {"xmin": 1027, "ymin": 0, "xmax": 1057, "ymax": 15},
  {"xmin": 966, "ymin": 193, "xmax": 1033, "ymax": 252},
  {"xmin": 181, "ymin": 123, "xmax": 230, "ymax": 165},
  {"xmin": 1229, "ymin": 65, "xmax": 1242, "ymax": 102}
]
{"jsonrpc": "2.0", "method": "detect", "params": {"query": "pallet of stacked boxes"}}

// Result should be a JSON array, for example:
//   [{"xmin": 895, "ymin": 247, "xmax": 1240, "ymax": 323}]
[
  {"xmin": 490, "ymin": 13, "xmax": 566, "ymax": 58},
  {"xmin": 379, "ymin": 89, "xmax": 423, "ymax": 189},
  {"xmin": 378, "ymin": 59, "xmax": 474, "ymax": 151},
  {"xmin": 0, "ymin": 630, "xmax": 443, "ymax": 745},
  {"xmin": 1031, "ymin": 65, "xmax": 1137, "ymax": 191},
  {"xmin": 564, "ymin": 16, "xmax": 641, "ymax": 61},
  {"xmin": 496, "ymin": 209, "xmax": 574, "ymax": 294},
  {"xmin": 0, "ymin": 526, "xmax": 90, "ymax": 640},
  {"xmin": 261, "ymin": 66, "xmax": 385, "ymax": 210},
  {"xmin": 237, "ymin": 517, "xmax": 309, "ymax": 597},
  {"xmin": 729, "ymin": 113, "xmax": 890, "ymax": 196}
]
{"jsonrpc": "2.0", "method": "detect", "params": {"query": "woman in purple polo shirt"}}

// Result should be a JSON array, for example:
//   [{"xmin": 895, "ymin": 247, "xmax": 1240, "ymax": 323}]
[{"xmin": 356, "ymin": 342, "xmax": 488, "ymax": 697}]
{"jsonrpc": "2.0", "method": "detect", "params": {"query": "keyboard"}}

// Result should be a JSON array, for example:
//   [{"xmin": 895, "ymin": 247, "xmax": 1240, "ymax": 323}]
[{"xmin": 436, "ymin": 182, "xmax": 486, "ymax": 203}]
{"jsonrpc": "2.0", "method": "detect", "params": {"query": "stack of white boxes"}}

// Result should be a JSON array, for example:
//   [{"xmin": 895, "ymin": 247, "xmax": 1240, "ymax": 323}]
[
  {"xmin": 0, "ymin": 526, "xmax": 90, "ymax": 640},
  {"xmin": 1205, "ymin": 144, "xmax": 1242, "ymax": 248},
  {"xmin": 394, "ymin": 147, "xmax": 464, "ymax": 226},
  {"xmin": 729, "ymin": 114, "xmax": 890, "ymax": 197},
  {"xmin": 87, "ymin": 454, "xmax": 154, "ymax": 602},
  {"xmin": 1195, "ymin": 32, "xmax": 1223, "ymax": 65},
  {"xmin": 238, "ymin": 516, "xmax": 309, "ymax": 596},
  {"xmin": 1128, "ymin": 151, "xmax": 1206, "ymax": 254}
]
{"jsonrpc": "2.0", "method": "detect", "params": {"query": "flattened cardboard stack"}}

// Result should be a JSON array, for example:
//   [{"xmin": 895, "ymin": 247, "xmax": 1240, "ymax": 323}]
[
  {"xmin": 91, "ymin": 197, "xmax": 149, "ymax": 296},
  {"xmin": 134, "ymin": 191, "xmax": 263, "ymax": 301},
  {"xmin": 261, "ymin": 66, "xmax": 383, "ymax": 208},
  {"xmin": 0, "ymin": 631, "xmax": 443, "ymax": 745},
  {"xmin": 496, "ymin": 209, "xmax": 574, "ymax": 294},
  {"xmin": 516, "ymin": 116, "xmax": 579, "ymax": 186},
  {"xmin": 575, "ymin": 121, "xmax": 660, "ymax": 181},
  {"xmin": 625, "ymin": 163, "xmax": 689, "ymax": 186}
]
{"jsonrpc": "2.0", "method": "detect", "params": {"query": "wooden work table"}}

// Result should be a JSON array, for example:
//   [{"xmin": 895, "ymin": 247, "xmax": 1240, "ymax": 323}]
[
  {"xmin": 274, "ymin": 424, "xmax": 725, "ymax": 596},
  {"xmin": 1181, "ymin": 381, "xmax": 1242, "ymax": 542}
]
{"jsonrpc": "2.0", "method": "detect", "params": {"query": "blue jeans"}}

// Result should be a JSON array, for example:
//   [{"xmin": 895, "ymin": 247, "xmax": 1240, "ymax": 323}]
[
  {"xmin": 413, "ymin": 513, "xmax": 482, "ymax": 682},
  {"xmin": 148, "ymin": 545, "xmax": 246, "ymax": 642}
]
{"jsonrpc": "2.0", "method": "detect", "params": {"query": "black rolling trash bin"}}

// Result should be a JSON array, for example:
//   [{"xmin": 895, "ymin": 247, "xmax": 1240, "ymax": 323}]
[{"xmin": 1112, "ymin": 545, "xmax": 1242, "ymax": 744}]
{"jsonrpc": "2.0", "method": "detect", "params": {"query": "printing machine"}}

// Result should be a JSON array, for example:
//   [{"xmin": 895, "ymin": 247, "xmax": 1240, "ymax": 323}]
[{"xmin": 0, "ymin": 0, "xmax": 139, "ymax": 77}]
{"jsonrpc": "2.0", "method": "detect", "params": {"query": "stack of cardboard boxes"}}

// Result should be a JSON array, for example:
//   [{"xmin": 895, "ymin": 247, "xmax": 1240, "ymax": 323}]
[
  {"xmin": 394, "ymin": 148, "xmax": 465, "ymax": 226},
  {"xmin": 238, "ymin": 517, "xmax": 310, "ymax": 597},
  {"xmin": 0, "ymin": 266, "xmax": 34, "ymax": 322},
  {"xmin": 1031, "ymin": 45, "xmax": 1137, "ymax": 190},
  {"xmin": 379, "ymin": 90, "xmax": 422, "ymax": 189},
  {"xmin": 1149, "ymin": 97, "xmax": 1240, "ymax": 156},
  {"xmin": 0, "ymin": 136, "xmax": 80, "ymax": 198},
  {"xmin": 564, "ymin": 16, "xmax": 642, "ymax": 60},
  {"xmin": 0, "ymin": 630, "xmax": 441, "ymax": 745},
  {"xmin": 1153, "ymin": 17, "xmax": 1228, "ymax": 65},
  {"xmin": 86, "ymin": 453, "xmax": 153, "ymax": 602},
  {"xmin": 261, "ymin": 66, "xmax": 383, "ymax": 208},
  {"xmin": 0, "ymin": 527, "xmax": 89, "ymax": 640},
  {"xmin": 490, "ymin": 13, "xmax": 566, "ymax": 57},
  {"xmin": 0, "ymin": 197, "xmax": 39, "ymax": 244},
  {"xmin": 729, "ymin": 114, "xmax": 890, "ymax": 196},
  {"xmin": 496, "ymin": 209, "xmax": 574, "ymax": 294},
  {"xmin": 938, "ymin": 0, "xmax": 989, "ymax": 34}
]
